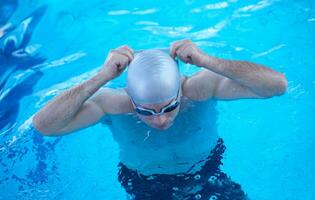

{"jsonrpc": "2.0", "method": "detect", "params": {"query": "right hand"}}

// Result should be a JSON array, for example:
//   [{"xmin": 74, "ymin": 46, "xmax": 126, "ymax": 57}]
[
  {"xmin": 101, "ymin": 45, "xmax": 134, "ymax": 80},
  {"xmin": 170, "ymin": 39, "xmax": 208, "ymax": 67}
]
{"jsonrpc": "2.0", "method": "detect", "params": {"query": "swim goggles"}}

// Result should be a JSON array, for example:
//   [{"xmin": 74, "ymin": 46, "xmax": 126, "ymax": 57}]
[{"xmin": 131, "ymin": 89, "xmax": 180, "ymax": 116}]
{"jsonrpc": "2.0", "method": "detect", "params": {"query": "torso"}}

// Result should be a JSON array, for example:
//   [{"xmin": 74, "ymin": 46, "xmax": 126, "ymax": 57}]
[{"xmin": 101, "ymin": 98, "xmax": 219, "ymax": 175}]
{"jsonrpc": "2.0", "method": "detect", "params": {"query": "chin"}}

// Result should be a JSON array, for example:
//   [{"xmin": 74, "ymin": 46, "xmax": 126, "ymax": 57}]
[{"xmin": 153, "ymin": 123, "xmax": 173, "ymax": 130}]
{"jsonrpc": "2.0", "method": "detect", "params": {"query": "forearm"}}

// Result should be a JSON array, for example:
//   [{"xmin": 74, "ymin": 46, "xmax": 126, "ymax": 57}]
[
  {"xmin": 201, "ymin": 55, "xmax": 288, "ymax": 97},
  {"xmin": 33, "ymin": 71, "xmax": 111, "ymax": 133}
]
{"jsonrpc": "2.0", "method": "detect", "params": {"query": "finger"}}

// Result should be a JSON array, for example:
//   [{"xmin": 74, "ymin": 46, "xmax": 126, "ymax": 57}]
[
  {"xmin": 121, "ymin": 45, "xmax": 134, "ymax": 56},
  {"xmin": 170, "ymin": 39, "xmax": 192, "ymax": 58},
  {"xmin": 105, "ymin": 49, "xmax": 116, "ymax": 63},
  {"xmin": 181, "ymin": 44, "xmax": 193, "ymax": 62},
  {"xmin": 118, "ymin": 45, "xmax": 134, "ymax": 60},
  {"xmin": 113, "ymin": 56, "xmax": 128, "ymax": 72},
  {"xmin": 119, "ymin": 50, "xmax": 133, "ymax": 63},
  {"xmin": 178, "ymin": 46, "xmax": 193, "ymax": 64},
  {"xmin": 170, "ymin": 40, "xmax": 184, "ymax": 58},
  {"xmin": 170, "ymin": 41, "xmax": 184, "ymax": 58},
  {"xmin": 178, "ymin": 51, "xmax": 189, "ymax": 63},
  {"xmin": 120, "ymin": 54, "xmax": 130, "ymax": 69},
  {"xmin": 113, "ymin": 49, "xmax": 133, "ymax": 64}
]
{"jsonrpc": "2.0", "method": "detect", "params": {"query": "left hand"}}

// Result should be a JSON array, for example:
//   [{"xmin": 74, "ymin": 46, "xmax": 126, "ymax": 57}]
[{"xmin": 170, "ymin": 39, "xmax": 208, "ymax": 67}]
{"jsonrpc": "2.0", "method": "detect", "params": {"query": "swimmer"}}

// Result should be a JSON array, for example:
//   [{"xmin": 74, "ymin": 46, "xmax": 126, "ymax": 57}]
[{"xmin": 33, "ymin": 39, "xmax": 287, "ymax": 199}]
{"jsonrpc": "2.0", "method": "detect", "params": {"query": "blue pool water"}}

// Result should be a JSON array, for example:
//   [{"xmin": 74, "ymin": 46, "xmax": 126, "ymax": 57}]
[{"xmin": 0, "ymin": 0, "xmax": 314, "ymax": 199}]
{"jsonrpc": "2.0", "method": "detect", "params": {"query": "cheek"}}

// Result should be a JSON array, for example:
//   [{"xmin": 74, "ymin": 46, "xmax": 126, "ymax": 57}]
[
  {"xmin": 138, "ymin": 115, "xmax": 154, "ymax": 122},
  {"xmin": 162, "ymin": 110, "xmax": 178, "ymax": 122},
  {"xmin": 169, "ymin": 107, "xmax": 180, "ymax": 118}
]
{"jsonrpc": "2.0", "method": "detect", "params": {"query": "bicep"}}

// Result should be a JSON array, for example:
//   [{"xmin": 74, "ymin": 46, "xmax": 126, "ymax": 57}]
[
  {"xmin": 58, "ymin": 88, "xmax": 133, "ymax": 135},
  {"xmin": 183, "ymin": 69, "xmax": 262, "ymax": 101},
  {"xmin": 214, "ymin": 77, "xmax": 262, "ymax": 100},
  {"xmin": 182, "ymin": 69, "xmax": 219, "ymax": 101},
  {"xmin": 58, "ymin": 99, "xmax": 104, "ymax": 134}
]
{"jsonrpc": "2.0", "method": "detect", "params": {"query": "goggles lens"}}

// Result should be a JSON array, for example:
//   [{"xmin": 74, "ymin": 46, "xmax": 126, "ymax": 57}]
[{"xmin": 135, "ymin": 100, "xmax": 179, "ymax": 116}]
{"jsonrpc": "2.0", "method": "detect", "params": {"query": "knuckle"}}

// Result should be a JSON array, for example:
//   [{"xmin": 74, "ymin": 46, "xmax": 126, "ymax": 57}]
[
  {"xmin": 178, "ymin": 40, "xmax": 185, "ymax": 45},
  {"xmin": 122, "ymin": 45, "xmax": 129, "ymax": 48},
  {"xmin": 171, "ymin": 42, "xmax": 177, "ymax": 49},
  {"xmin": 115, "ymin": 50, "xmax": 128, "ymax": 58},
  {"xmin": 122, "ymin": 53, "xmax": 131, "ymax": 61},
  {"xmin": 118, "ymin": 45, "xmax": 127, "ymax": 49},
  {"xmin": 173, "ymin": 40, "xmax": 181, "ymax": 46},
  {"xmin": 118, "ymin": 48, "xmax": 131, "ymax": 58},
  {"xmin": 123, "ymin": 45, "xmax": 130, "ymax": 50},
  {"xmin": 109, "ymin": 49, "xmax": 119, "ymax": 56},
  {"xmin": 126, "ymin": 46, "xmax": 134, "ymax": 53},
  {"xmin": 121, "ymin": 56, "xmax": 129, "ymax": 64},
  {"xmin": 184, "ymin": 39, "xmax": 192, "ymax": 43},
  {"xmin": 120, "ymin": 45, "xmax": 131, "ymax": 52},
  {"xmin": 122, "ymin": 55, "xmax": 128, "ymax": 61},
  {"xmin": 178, "ymin": 51, "xmax": 184, "ymax": 58}
]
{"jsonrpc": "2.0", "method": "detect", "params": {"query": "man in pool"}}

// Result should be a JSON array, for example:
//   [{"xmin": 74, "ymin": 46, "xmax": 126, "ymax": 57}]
[{"xmin": 33, "ymin": 39, "xmax": 287, "ymax": 200}]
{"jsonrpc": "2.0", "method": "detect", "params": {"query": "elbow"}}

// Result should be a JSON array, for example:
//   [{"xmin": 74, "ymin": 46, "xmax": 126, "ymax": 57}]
[
  {"xmin": 275, "ymin": 73, "xmax": 288, "ymax": 95},
  {"xmin": 262, "ymin": 73, "xmax": 288, "ymax": 98},
  {"xmin": 32, "ymin": 114, "xmax": 56, "ymax": 137}
]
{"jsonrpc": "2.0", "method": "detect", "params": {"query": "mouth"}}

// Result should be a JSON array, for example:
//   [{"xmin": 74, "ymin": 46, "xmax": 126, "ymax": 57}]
[{"xmin": 154, "ymin": 122, "xmax": 173, "ymax": 130}]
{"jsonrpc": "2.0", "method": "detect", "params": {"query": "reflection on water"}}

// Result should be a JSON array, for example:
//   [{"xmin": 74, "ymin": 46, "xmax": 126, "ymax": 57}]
[{"xmin": 0, "ymin": 4, "xmax": 62, "ymax": 199}]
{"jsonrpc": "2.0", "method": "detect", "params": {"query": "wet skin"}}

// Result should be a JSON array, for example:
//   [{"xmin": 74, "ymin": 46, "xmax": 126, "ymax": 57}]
[{"xmin": 135, "ymin": 97, "xmax": 180, "ymax": 131}]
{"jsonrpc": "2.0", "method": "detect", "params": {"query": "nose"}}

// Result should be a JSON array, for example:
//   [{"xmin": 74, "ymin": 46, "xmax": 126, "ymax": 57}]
[{"xmin": 154, "ymin": 115, "xmax": 169, "ymax": 125}]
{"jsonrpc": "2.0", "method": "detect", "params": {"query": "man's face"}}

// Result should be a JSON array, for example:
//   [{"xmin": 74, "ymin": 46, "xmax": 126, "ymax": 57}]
[{"xmin": 135, "ymin": 98, "xmax": 180, "ymax": 130}]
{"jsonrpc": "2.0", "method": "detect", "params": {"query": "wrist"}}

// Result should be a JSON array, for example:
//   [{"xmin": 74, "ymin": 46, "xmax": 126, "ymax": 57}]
[
  {"xmin": 97, "ymin": 69, "xmax": 113, "ymax": 82},
  {"xmin": 81, "ymin": 71, "xmax": 111, "ymax": 96},
  {"xmin": 201, "ymin": 55, "xmax": 221, "ymax": 70}
]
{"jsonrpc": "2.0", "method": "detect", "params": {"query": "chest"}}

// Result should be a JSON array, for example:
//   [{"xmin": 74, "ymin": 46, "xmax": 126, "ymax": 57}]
[{"xmin": 103, "ymin": 100, "xmax": 218, "ymax": 149}]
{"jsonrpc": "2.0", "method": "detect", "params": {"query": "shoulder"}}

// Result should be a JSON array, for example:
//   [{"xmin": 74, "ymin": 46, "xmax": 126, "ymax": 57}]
[
  {"xmin": 90, "ymin": 87, "xmax": 134, "ymax": 114},
  {"xmin": 180, "ymin": 69, "xmax": 222, "ymax": 101}
]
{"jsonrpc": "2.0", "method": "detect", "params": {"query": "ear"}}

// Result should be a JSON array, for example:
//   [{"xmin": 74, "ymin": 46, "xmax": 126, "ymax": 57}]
[
  {"xmin": 124, "ymin": 87, "xmax": 129, "ymax": 94},
  {"xmin": 180, "ymin": 75, "xmax": 188, "ymax": 98},
  {"xmin": 124, "ymin": 87, "xmax": 136, "ymax": 108},
  {"xmin": 124, "ymin": 87, "xmax": 132, "ymax": 99}
]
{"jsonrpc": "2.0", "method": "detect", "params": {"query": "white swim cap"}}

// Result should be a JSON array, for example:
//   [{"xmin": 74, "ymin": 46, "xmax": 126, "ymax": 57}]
[{"xmin": 127, "ymin": 49, "xmax": 180, "ymax": 104}]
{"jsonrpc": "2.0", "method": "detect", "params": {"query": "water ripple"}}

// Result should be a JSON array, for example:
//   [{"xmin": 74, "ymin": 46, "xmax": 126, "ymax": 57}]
[
  {"xmin": 191, "ymin": 1, "xmax": 230, "ymax": 13},
  {"xmin": 135, "ymin": 21, "xmax": 159, "ymax": 26},
  {"xmin": 32, "ymin": 51, "xmax": 87, "ymax": 71},
  {"xmin": 252, "ymin": 44, "xmax": 286, "ymax": 58},
  {"xmin": 34, "ymin": 68, "xmax": 99, "ymax": 108},
  {"xmin": 108, "ymin": 8, "xmax": 158, "ymax": 16},
  {"xmin": 237, "ymin": 0, "xmax": 273, "ymax": 13},
  {"xmin": 140, "ymin": 25, "xmax": 193, "ymax": 38},
  {"xmin": 190, "ymin": 20, "xmax": 228, "ymax": 40},
  {"xmin": 287, "ymin": 81, "xmax": 306, "ymax": 99},
  {"xmin": 232, "ymin": 0, "xmax": 275, "ymax": 19}
]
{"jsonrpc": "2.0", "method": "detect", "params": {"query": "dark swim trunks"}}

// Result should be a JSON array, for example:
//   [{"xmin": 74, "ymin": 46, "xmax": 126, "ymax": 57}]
[{"xmin": 118, "ymin": 138, "xmax": 249, "ymax": 200}]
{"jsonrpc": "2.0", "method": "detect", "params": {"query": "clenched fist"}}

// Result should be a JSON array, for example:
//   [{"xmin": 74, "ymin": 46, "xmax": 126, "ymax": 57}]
[
  {"xmin": 101, "ymin": 45, "xmax": 134, "ymax": 80},
  {"xmin": 170, "ymin": 39, "xmax": 209, "ymax": 67}
]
